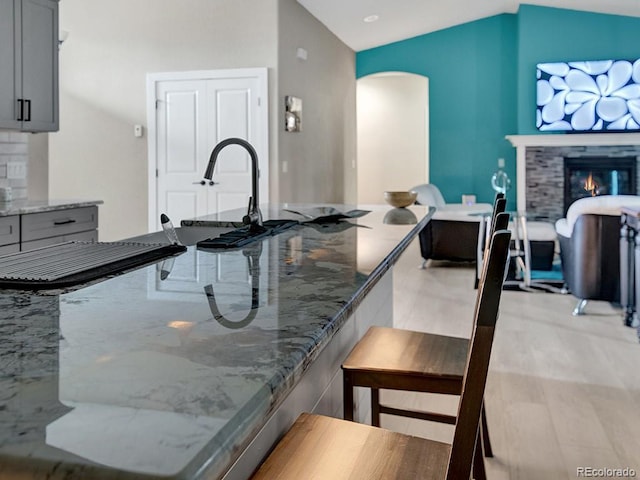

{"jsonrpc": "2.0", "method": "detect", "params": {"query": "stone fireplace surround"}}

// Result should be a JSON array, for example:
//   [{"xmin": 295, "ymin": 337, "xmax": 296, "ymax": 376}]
[{"xmin": 507, "ymin": 133, "xmax": 640, "ymax": 222}]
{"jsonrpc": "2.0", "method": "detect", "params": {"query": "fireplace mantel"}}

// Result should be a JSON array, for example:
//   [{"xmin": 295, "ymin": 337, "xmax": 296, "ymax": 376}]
[
  {"xmin": 506, "ymin": 133, "xmax": 640, "ymax": 212},
  {"xmin": 507, "ymin": 133, "xmax": 640, "ymax": 148}
]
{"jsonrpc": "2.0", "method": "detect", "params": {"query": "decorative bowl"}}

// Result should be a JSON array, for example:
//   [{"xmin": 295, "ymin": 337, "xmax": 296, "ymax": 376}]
[{"xmin": 384, "ymin": 191, "xmax": 418, "ymax": 208}]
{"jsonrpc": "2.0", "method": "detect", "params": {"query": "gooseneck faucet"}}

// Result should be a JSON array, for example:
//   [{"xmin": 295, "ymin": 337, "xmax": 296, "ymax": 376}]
[{"xmin": 204, "ymin": 138, "xmax": 263, "ymax": 227}]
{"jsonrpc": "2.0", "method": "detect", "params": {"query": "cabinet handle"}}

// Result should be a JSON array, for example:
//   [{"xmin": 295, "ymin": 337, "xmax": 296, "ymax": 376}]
[
  {"xmin": 25, "ymin": 100, "xmax": 31, "ymax": 122},
  {"xmin": 16, "ymin": 99, "xmax": 23, "ymax": 121},
  {"xmin": 54, "ymin": 219, "xmax": 76, "ymax": 225}
]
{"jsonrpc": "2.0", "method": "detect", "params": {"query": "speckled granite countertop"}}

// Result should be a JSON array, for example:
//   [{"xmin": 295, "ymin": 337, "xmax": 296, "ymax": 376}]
[
  {"xmin": 0, "ymin": 204, "xmax": 433, "ymax": 479},
  {"xmin": 0, "ymin": 198, "xmax": 103, "ymax": 216}
]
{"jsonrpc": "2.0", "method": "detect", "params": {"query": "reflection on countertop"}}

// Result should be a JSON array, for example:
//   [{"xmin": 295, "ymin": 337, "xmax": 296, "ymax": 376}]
[
  {"xmin": 0, "ymin": 204, "xmax": 433, "ymax": 479},
  {"xmin": 205, "ymin": 242, "xmax": 263, "ymax": 329},
  {"xmin": 383, "ymin": 207, "xmax": 418, "ymax": 225}
]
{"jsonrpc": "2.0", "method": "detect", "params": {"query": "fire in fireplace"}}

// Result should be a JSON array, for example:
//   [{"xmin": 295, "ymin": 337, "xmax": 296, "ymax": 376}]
[
  {"xmin": 563, "ymin": 157, "xmax": 637, "ymax": 215},
  {"xmin": 582, "ymin": 172, "xmax": 598, "ymax": 196}
]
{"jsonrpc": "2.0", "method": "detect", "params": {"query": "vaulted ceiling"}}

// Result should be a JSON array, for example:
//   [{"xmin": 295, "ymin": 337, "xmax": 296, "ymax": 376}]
[{"xmin": 297, "ymin": 0, "xmax": 640, "ymax": 51}]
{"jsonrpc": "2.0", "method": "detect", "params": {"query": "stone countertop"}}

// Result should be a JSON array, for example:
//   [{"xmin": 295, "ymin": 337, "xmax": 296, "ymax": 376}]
[
  {"xmin": 0, "ymin": 204, "xmax": 433, "ymax": 479},
  {"xmin": 0, "ymin": 198, "xmax": 103, "ymax": 216}
]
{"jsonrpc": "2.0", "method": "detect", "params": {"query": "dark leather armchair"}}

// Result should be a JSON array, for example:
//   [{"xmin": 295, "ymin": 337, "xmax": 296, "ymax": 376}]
[
  {"xmin": 412, "ymin": 184, "xmax": 493, "ymax": 267},
  {"xmin": 555, "ymin": 195, "xmax": 640, "ymax": 315},
  {"xmin": 418, "ymin": 219, "xmax": 481, "ymax": 263}
]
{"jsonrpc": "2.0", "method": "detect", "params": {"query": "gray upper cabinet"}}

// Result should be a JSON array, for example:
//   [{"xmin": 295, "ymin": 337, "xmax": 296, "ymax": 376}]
[
  {"xmin": 0, "ymin": 0, "xmax": 20, "ymax": 130},
  {"xmin": 0, "ymin": 0, "xmax": 58, "ymax": 132}
]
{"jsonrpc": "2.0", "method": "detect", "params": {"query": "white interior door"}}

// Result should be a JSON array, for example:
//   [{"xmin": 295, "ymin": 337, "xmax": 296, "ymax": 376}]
[
  {"xmin": 148, "ymin": 68, "xmax": 268, "ymax": 232},
  {"xmin": 206, "ymin": 77, "xmax": 260, "ymax": 216},
  {"xmin": 155, "ymin": 79, "xmax": 208, "ymax": 228}
]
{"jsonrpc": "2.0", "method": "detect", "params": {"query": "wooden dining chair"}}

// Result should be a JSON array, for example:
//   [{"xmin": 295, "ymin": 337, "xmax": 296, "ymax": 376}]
[
  {"xmin": 476, "ymin": 193, "xmax": 506, "ymax": 288},
  {"xmin": 342, "ymin": 201, "xmax": 508, "ymax": 471},
  {"xmin": 250, "ymin": 229, "xmax": 511, "ymax": 480}
]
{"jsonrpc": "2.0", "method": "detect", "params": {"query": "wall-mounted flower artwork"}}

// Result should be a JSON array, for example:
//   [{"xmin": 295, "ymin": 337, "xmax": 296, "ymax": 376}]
[{"xmin": 536, "ymin": 59, "xmax": 640, "ymax": 132}]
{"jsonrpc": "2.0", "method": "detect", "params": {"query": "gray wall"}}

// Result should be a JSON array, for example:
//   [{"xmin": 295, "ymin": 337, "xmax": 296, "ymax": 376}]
[
  {"xmin": 277, "ymin": 0, "xmax": 356, "ymax": 205},
  {"xmin": 47, "ymin": 0, "xmax": 356, "ymax": 241},
  {"xmin": 49, "ymin": 0, "xmax": 279, "ymax": 241}
]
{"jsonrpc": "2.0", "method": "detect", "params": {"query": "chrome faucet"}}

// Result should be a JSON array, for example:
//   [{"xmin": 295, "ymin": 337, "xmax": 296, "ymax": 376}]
[{"xmin": 204, "ymin": 137, "xmax": 263, "ymax": 227}]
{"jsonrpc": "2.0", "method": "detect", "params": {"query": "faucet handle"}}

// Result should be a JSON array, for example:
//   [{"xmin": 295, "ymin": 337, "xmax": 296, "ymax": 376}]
[
  {"xmin": 242, "ymin": 197, "xmax": 256, "ymax": 225},
  {"xmin": 242, "ymin": 196, "xmax": 264, "ymax": 229}
]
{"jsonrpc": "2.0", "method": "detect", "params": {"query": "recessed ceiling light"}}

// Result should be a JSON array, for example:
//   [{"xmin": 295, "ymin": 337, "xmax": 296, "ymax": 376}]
[{"xmin": 363, "ymin": 14, "xmax": 379, "ymax": 23}]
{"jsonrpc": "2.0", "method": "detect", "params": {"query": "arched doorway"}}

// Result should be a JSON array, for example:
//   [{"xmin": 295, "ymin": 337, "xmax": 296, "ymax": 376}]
[{"xmin": 357, "ymin": 72, "xmax": 429, "ymax": 204}]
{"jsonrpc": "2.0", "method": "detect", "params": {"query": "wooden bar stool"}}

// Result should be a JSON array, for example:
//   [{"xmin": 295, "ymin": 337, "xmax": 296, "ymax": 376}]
[
  {"xmin": 345, "ymin": 203, "xmax": 506, "ymax": 420},
  {"xmin": 250, "ymin": 229, "xmax": 511, "ymax": 480},
  {"xmin": 341, "ymin": 207, "xmax": 508, "ymax": 479}
]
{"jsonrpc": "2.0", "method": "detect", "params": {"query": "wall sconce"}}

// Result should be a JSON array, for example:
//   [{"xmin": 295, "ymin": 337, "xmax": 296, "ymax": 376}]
[{"xmin": 285, "ymin": 96, "xmax": 302, "ymax": 132}]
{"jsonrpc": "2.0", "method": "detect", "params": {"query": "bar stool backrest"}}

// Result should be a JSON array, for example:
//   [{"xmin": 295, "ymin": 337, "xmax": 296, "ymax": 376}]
[{"xmin": 445, "ymin": 229, "xmax": 511, "ymax": 480}]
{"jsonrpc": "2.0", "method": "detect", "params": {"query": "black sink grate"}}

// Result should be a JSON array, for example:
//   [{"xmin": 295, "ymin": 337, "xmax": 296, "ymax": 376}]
[{"xmin": 196, "ymin": 220, "xmax": 299, "ymax": 250}]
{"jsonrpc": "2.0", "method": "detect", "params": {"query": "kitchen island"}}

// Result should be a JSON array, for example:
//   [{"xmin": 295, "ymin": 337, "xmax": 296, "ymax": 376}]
[{"xmin": 0, "ymin": 204, "xmax": 433, "ymax": 479}]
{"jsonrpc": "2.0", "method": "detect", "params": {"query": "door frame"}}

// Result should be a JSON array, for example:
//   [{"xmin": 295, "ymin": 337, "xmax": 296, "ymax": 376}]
[{"xmin": 146, "ymin": 68, "xmax": 269, "ymax": 233}]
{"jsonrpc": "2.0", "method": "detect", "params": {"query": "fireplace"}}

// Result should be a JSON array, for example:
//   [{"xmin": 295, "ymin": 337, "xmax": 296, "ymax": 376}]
[
  {"xmin": 507, "ymin": 133, "xmax": 640, "ymax": 222},
  {"xmin": 563, "ymin": 157, "xmax": 637, "ymax": 215}
]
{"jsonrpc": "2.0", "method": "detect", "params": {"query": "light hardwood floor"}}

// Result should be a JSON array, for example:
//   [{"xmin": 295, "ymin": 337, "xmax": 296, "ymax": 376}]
[{"xmin": 384, "ymin": 238, "xmax": 640, "ymax": 479}]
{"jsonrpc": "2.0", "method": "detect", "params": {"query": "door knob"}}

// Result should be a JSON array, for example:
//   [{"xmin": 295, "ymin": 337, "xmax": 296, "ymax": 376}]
[
  {"xmin": 192, "ymin": 180, "xmax": 206, "ymax": 185},
  {"xmin": 208, "ymin": 180, "xmax": 216, "ymax": 186}
]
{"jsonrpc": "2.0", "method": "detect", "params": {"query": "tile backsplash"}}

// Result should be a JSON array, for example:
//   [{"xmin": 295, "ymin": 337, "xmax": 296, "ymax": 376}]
[{"xmin": 0, "ymin": 131, "xmax": 28, "ymax": 201}]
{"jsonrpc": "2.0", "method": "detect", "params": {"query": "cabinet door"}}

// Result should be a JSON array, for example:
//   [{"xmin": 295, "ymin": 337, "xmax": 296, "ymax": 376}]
[
  {"xmin": 0, "ymin": 216, "xmax": 20, "ymax": 246},
  {"xmin": 20, "ymin": 0, "xmax": 58, "ymax": 132},
  {"xmin": 0, "ymin": 0, "xmax": 21, "ymax": 130}
]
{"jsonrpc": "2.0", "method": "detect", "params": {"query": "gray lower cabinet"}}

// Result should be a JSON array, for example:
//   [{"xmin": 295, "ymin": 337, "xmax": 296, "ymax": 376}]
[
  {"xmin": 0, "ymin": 206, "xmax": 98, "ymax": 254},
  {"xmin": 20, "ymin": 206, "xmax": 98, "ymax": 252},
  {"xmin": 0, "ymin": 215, "xmax": 20, "ymax": 254}
]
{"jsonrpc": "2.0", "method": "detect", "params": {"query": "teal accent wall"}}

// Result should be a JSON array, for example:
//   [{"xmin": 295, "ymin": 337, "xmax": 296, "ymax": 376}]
[
  {"xmin": 357, "ymin": 15, "xmax": 517, "ymax": 208},
  {"xmin": 356, "ymin": 5, "xmax": 640, "ymax": 209}
]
